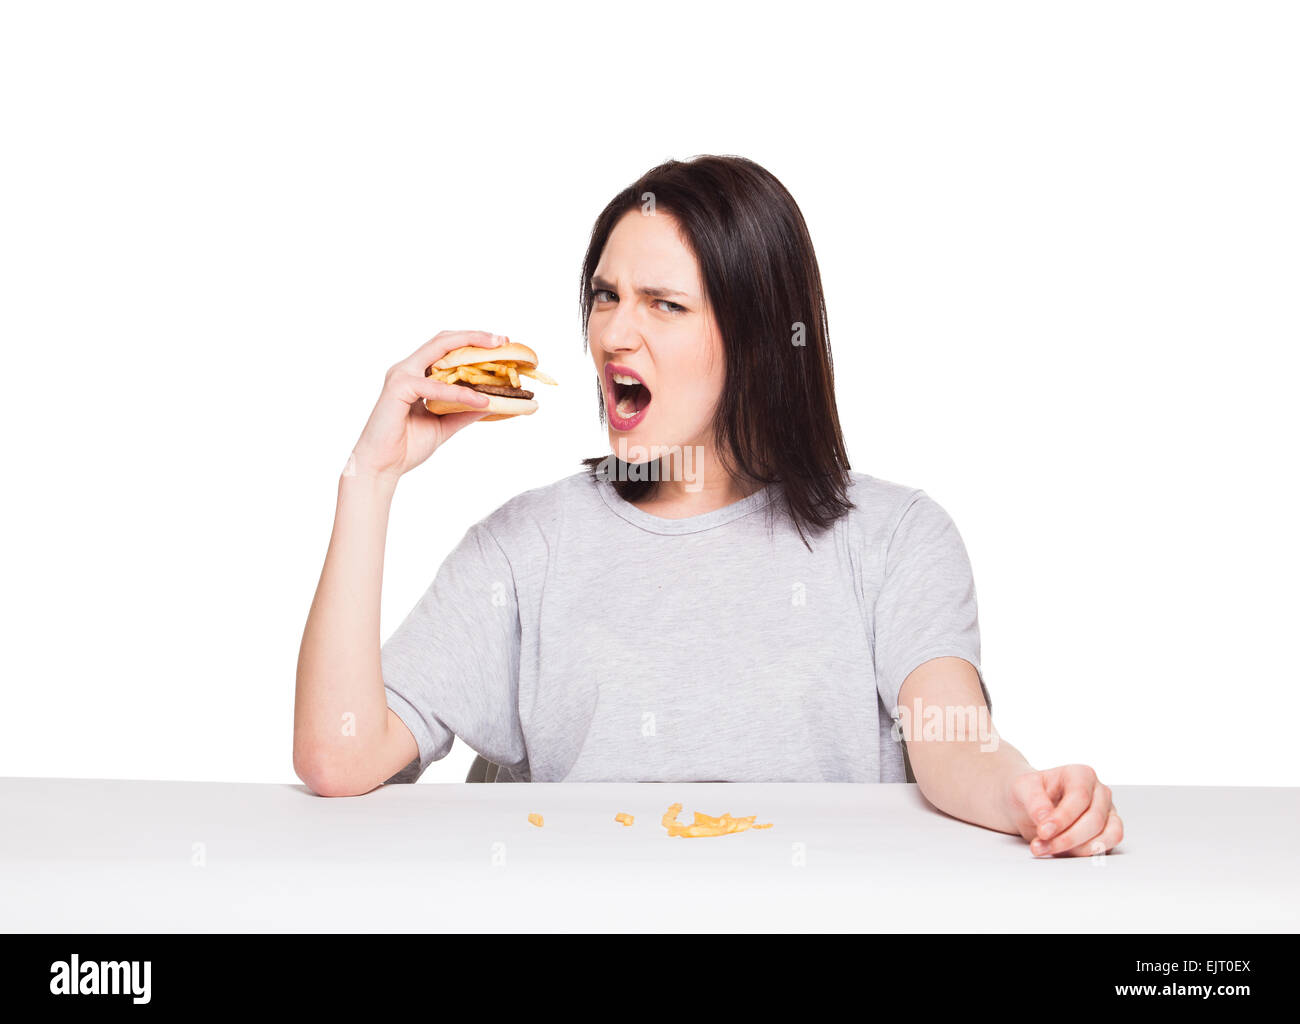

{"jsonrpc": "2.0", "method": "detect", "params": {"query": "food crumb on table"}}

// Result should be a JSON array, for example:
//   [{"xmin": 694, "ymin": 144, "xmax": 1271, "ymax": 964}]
[{"xmin": 660, "ymin": 802, "xmax": 773, "ymax": 837}]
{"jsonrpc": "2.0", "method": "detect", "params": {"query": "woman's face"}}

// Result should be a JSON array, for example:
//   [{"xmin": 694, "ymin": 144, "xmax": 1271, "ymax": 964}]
[{"xmin": 589, "ymin": 209, "xmax": 724, "ymax": 459}]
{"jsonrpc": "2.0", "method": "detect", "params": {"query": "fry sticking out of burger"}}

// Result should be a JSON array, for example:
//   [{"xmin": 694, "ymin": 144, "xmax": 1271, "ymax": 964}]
[{"xmin": 423, "ymin": 342, "xmax": 558, "ymax": 421}]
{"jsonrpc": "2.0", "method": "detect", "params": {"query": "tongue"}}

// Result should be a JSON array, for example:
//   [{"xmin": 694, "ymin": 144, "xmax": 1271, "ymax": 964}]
[{"xmin": 616, "ymin": 384, "xmax": 650, "ymax": 418}]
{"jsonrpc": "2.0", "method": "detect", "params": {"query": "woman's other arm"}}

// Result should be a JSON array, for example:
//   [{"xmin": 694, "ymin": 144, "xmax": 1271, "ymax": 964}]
[{"xmin": 898, "ymin": 656, "xmax": 1124, "ymax": 856}]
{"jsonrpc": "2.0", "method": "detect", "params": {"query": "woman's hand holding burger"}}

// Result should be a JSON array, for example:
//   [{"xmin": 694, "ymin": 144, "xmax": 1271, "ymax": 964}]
[{"xmin": 347, "ymin": 330, "xmax": 507, "ymax": 483}]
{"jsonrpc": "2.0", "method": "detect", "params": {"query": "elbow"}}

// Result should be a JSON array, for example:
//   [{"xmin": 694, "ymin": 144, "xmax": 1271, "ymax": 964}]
[{"xmin": 294, "ymin": 746, "xmax": 368, "ymax": 798}]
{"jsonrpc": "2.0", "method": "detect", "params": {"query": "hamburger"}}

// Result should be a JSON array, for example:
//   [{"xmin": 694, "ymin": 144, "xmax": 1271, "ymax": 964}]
[{"xmin": 423, "ymin": 342, "xmax": 557, "ymax": 421}]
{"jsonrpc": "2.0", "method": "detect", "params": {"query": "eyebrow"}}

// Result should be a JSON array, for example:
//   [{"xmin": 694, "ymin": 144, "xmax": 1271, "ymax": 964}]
[{"xmin": 591, "ymin": 275, "xmax": 691, "ymax": 301}]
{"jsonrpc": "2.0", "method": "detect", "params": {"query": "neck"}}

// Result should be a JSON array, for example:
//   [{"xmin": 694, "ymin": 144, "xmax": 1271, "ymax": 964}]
[{"xmin": 630, "ymin": 446, "xmax": 760, "ymax": 517}]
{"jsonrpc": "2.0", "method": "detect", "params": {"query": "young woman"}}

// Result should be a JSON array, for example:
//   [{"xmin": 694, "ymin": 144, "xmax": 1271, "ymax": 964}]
[{"xmin": 295, "ymin": 155, "xmax": 1123, "ymax": 858}]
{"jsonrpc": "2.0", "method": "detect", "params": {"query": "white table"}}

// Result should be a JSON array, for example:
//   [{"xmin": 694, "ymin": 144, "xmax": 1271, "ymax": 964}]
[{"xmin": 2, "ymin": 778, "xmax": 1295, "ymax": 932}]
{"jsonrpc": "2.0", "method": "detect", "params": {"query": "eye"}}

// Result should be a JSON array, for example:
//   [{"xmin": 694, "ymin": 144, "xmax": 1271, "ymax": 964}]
[
  {"xmin": 592, "ymin": 288, "xmax": 616, "ymax": 303},
  {"xmin": 654, "ymin": 299, "xmax": 687, "ymax": 314}
]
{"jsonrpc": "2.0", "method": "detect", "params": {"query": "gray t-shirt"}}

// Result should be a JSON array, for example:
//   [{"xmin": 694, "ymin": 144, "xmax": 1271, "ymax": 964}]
[{"xmin": 381, "ymin": 469, "xmax": 991, "ymax": 783}]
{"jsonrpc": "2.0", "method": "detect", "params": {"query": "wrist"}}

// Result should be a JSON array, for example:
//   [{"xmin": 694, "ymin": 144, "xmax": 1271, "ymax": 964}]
[
  {"xmin": 339, "ymin": 453, "xmax": 400, "ymax": 498},
  {"xmin": 996, "ymin": 753, "xmax": 1036, "ymax": 832}
]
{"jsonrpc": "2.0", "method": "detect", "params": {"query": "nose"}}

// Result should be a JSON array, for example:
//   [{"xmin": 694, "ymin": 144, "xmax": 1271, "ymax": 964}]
[{"xmin": 593, "ymin": 298, "xmax": 643, "ymax": 356}]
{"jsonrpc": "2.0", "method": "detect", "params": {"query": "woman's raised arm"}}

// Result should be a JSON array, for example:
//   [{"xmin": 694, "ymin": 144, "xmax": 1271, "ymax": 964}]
[{"xmin": 293, "ymin": 331, "xmax": 507, "ymax": 796}]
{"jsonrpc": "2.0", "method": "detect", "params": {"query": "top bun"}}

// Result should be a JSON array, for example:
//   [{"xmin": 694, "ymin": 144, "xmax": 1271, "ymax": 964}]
[{"xmin": 431, "ymin": 342, "xmax": 538, "ymax": 372}]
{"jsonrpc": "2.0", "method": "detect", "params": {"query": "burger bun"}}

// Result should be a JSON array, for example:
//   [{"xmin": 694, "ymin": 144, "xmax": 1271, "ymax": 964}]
[
  {"xmin": 424, "ymin": 392, "xmax": 539, "ymax": 421},
  {"xmin": 430, "ymin": 342, "xmax": 539, "ymax": 372}
]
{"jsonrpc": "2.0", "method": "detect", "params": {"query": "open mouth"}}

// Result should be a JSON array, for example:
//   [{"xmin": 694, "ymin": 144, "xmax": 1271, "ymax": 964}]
[{"xmin": 606, "ymin": 364, "xmax": 652, "ymax": 427}]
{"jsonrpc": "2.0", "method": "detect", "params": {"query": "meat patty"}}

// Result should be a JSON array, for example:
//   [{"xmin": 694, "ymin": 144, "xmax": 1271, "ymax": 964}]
[{"xmin": 466, "ymin": 381, "xmax": 534, "ymax": 400}]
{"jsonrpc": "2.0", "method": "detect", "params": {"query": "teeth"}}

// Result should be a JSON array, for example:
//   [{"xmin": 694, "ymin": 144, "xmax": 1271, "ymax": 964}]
[
  {"xmin": 612, "ymin": 373, "xmax": 641, "ymax": 385},
  {"xmin": 616, "ymin": 396, "xmax": 639, "ymax": 417}
]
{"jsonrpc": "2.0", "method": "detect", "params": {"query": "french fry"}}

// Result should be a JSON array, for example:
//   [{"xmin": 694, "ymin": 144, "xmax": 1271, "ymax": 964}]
[
  {"xmin": 429, "ymin": 354, "xmax": 555, "ymax": 394},
  {"xmin": 470, "ymin": 362, "xmax": 521, "ymax": 386},
  {"xmin": 477, "ymin": 365, "xmax": 521, "ymax": 386},
  {"xmin": 661, "ymin": 803, "xmax": 771, "ymax": 838}
]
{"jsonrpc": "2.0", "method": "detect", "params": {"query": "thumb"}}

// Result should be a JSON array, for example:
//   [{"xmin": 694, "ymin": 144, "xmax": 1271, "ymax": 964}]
[{"xmin": 1017, "ymin": 771, "xmax": 1057, "ymax": 827}]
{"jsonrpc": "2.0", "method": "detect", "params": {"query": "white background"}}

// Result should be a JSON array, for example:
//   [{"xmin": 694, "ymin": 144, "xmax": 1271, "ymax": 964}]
[{"xmin": 1, "ymin": 1, "xmax": 1295, "ymax": 786}]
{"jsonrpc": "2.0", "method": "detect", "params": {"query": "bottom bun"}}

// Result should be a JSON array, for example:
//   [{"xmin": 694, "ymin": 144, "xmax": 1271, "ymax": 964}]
[{"xmin": 424, "ymin": 393, "xmax": 539, "ymax": 420}]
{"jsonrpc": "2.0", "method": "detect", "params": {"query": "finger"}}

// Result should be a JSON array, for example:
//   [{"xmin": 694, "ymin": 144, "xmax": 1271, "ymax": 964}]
[
  {"xmin": 1011, "ymin": 771, "xmax": 1056, "ymax": 833},
  {"xmin": 423, "ymin": 379, "xmax": 493, "ymax": 409},
  {"xmin": 389, "ymin": 372, "xmax": 491, "ymax": 410},
  {"xmin": 1033, "ymin": 780, "xmax": 1112, "ymax": 856},
  {"xmin": 1058, "ymin": 808, "xmax": 1124, "ymax": 858},
  {"xmin": 398, "ymin": 330, "xmax": 508, "ymax": 377},
  {"xmin": 1033, "ymin": 764, "xmax": 1098, "ymax": 843}
]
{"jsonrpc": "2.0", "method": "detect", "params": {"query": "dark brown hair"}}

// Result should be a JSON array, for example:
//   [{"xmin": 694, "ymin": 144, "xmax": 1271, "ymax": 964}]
[{"xmin": 580, "ymin": 154, "xmax": 853, "ymax": 549}]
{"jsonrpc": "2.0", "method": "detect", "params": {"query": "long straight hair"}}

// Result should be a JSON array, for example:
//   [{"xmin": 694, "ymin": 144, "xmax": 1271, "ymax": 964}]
[{"xmin": 580, "ymin": 156, "xmax": 854, "ymax": 550}]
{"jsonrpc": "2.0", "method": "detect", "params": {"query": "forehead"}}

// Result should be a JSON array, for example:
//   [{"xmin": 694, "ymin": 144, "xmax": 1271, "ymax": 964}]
[{"xmin": 593, "ymin": 209, "xmax": 699, "ymax": 283}]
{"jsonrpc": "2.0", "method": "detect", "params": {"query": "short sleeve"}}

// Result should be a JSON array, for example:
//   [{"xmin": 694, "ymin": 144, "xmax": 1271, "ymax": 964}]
[
  {"xmin": 873, "ymin": 492, "xmax": 992, "ymax": 719},
  {"xmin": 380, "ymin": 522, "xmax": 526, "ymax": 783}
]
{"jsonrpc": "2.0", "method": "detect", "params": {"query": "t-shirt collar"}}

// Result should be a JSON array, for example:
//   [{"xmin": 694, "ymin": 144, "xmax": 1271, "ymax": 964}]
[{"xmin": 594, "ymin": 473, "xmax": 777, "ymax": 535}]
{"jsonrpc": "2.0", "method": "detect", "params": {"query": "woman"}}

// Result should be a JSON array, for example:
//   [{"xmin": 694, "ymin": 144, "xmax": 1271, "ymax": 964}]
[{"xmin": 295, "ymin": 155, "xmax": 1123, "ymax": 858}]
